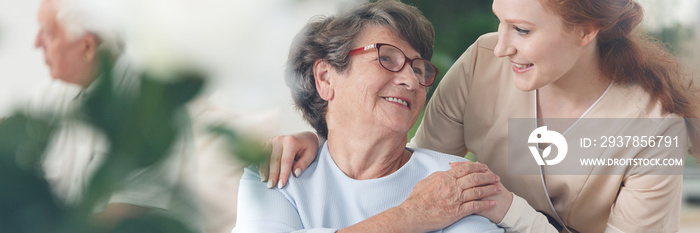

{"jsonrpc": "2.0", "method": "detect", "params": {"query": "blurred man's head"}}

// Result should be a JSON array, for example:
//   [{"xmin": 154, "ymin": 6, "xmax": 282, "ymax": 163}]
[{"xmin": 35, "ymin": 0, "xmax": 100, "ymax": 88}]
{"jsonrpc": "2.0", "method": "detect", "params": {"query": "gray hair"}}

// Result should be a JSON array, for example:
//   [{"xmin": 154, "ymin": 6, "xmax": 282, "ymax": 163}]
[
  {"xmin": 50, "ymin": 0, "xmax": 124, "ymax": 53},
  {"xmin": 285, "ymin": 0, "xmax": 435, "ymax": 138}
]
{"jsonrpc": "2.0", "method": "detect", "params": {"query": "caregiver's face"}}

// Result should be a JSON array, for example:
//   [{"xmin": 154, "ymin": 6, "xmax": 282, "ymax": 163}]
[
  {"xmin": 492, "ymin": 0, "xmax": 586, "ymax": 92},
  {"xmin": 330, "ymin": 25, "xmax": 427, "ymax": 134}
]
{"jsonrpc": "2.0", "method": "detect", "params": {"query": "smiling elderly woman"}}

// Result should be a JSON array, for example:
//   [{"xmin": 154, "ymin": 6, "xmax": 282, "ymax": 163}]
[{"xmin": 232, "ymin": 1, "xmax": 504, "ymax": 233}]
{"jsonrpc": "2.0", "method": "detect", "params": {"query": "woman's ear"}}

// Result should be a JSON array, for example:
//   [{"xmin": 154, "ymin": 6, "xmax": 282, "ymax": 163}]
[
  {"xmin": 314, "ymin": 60, "xmax": 334, "ymax": 101},
  {"xmin": 579, "ymin": 25, "xmax": 599, "ymax": 47}
]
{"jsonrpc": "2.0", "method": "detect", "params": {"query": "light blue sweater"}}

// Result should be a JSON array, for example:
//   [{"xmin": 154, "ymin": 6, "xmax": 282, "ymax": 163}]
[{"xmin": 233, "ymin": 142, "xmax": 504, "ymax": 233}]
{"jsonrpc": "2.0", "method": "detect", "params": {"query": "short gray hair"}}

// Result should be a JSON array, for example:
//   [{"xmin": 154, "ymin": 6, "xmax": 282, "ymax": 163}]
[
  {"xmin": 50, "ymin": 0, "xmax": 124, "ymax": 53},
  {"xmin": 285, "ymin": 0, "xmax": 434, "ymax": 138}
]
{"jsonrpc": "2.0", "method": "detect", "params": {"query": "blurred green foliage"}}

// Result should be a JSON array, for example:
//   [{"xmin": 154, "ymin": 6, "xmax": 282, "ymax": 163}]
[
  {"xmin": 209, "ymin": 126, "xmax": 268, "ymax": 165},
  {"xmin": 0, "ymin": 51, "xmax": 202, "ymax": 233},
  {"xmin": 82, "ymin": 54, "xmax": 204, "ymax": 213},
  {"xmin": 404, "ymin": 0, "xmax": 498, "ymax": 101},
  {"xmin": 648, "ymin": 23, "xmax": 695, "ymax": 56},
  {"xmin": 105, "ymin": 215, "xmax": 196, "ymax": 233},
  {"xmin": 405, "ymin": 0, "xmax": 498, "ymax": 140},
  {"xmin": 0, "ymin": 114, "xmax": 67, "ymax": 233}
]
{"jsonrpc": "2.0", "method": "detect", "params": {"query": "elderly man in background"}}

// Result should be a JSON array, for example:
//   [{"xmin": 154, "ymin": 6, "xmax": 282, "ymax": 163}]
[
  {"xmin": 33, "ymin": 0, "xmax": 192, "ymax": 229},
  {"xmin": 35, "ymin": 0, "xmax": 99, "ymax": 88}
]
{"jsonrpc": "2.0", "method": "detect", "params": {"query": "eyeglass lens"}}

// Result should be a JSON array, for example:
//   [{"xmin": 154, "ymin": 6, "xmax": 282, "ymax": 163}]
[{"xmin": 378, "ymin": 44, "xmax": 436, "ymax": 86}]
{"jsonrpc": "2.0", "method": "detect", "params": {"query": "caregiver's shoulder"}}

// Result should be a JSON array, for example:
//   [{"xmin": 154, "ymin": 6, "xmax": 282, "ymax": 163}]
[
  {"xmin": 411, "ymin": 148, "xmax": 471, "ymax": 168},
  {"xmin": 476, "ymin": 32, "xmax": 499, "ymax": 50}
]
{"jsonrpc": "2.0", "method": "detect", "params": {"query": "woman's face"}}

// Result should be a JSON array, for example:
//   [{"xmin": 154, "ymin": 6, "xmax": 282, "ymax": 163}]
[
  {"xmin": 325, "ymin": 25, "xmax": 427, "ymax": 135},
  {"xmin": 492, "ymin": 0, "xmax": 588, "ymax": 91}
]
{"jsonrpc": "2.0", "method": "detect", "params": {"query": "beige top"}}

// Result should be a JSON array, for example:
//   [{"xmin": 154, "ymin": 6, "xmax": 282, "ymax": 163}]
[{"xmin": 413, "ymin": 33, "xmax": 686, "ymax": 233}]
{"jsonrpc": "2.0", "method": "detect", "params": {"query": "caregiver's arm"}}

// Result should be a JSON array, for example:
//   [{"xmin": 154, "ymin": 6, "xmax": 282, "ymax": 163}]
[
  {"xmin": 411, "ymin": 34, "xmax": 557, "ymax": 232},
  {"xmin": 261, "ymin": 131, "xmax": 320, "ymax": 188},
  {"xmin": 410, "ymin": 34, "xmax": 478, "ymax": 156}
]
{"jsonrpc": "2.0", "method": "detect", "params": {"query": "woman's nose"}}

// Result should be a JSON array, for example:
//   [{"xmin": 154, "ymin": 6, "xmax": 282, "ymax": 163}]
[
  {"xmin": 493, "ymin": 25, "xmax": 515, "ymax": 57},
  {"xmin": 394, "ymin": 64, "xmax": 420, "ymax": 90}
]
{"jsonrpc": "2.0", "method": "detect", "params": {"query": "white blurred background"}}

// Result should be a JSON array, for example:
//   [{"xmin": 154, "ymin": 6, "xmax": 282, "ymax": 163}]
[
  {"xmin": 1, "ymin": 0, "xmax": 699, "ymax": 133},
  {"xmin": 0, "ymin": 0, "xmax": 362, "ymax": 135}
]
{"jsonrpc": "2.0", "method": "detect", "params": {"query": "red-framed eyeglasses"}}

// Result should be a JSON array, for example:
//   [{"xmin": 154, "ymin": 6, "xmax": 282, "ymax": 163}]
[{"xmin": 348, "ymin": 43, "xmax": 438, "ymax": 87}]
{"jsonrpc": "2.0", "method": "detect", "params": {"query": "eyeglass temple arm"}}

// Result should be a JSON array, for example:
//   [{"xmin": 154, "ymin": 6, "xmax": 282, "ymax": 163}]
[{"xmin": 347, "ymin": 44, "xmax": 376, "ymax": 56}]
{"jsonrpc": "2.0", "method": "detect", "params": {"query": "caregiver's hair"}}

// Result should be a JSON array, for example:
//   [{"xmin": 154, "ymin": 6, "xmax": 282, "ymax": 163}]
[{"xmin": 541, "ymin": 0, "xmax": 700, "ymax": 156}]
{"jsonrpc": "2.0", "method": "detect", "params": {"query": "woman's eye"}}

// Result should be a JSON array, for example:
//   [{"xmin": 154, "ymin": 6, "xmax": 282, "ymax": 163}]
[
  {"xmin": 412, "ymin": 67, "xmax": 423, "ymax": 76},
  {"xmin": 514, "ymin": 26, "xmax": 530, "ymax": 35}
]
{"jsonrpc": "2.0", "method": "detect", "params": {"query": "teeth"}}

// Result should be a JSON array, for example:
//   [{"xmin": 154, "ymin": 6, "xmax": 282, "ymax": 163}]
[
  {"xmin": 513, "ymin": 63, "xmax": 532, "ymax": 69},
  {"xmin": 383, "ymin": 97, "xmax": 409, "ymax": 108}
]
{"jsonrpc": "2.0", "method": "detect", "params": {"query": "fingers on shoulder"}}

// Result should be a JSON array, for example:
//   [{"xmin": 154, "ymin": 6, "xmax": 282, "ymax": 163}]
[
  {"xmin": 459, "ymin": 200, "xmax": 496, "ymax": 216},
  {"xmin": 447, "ymin": 161, "xmax": 488, "ymax": 178},
  {"xmin": 460, "ymin": 184, "xmax": 501, "ymax": 202}
]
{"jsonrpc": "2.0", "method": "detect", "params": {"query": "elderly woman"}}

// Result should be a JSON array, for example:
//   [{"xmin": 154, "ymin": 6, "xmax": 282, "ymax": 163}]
[{"xmin": 232, "ymin": 1, "xmax": 504, "ymax": 232}]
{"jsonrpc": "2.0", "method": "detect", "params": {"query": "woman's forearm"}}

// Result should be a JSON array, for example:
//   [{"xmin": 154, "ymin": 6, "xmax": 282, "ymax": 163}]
[
  {"xmin": 338, "ymin": 206, "xmax": 423, "ymax": 233},
  {"xmin": 341, "ymin": 167, "xmax": 500, "ymax": 233},
  {"xmin": 496, "ymin": 194, "xmax": 558, "ymax": 233}
]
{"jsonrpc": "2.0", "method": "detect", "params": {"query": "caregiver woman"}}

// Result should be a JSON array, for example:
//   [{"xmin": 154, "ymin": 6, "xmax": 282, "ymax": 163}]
[{"xmin": 265, "ymin": 0, "xmax": 700, "ymax": 232}]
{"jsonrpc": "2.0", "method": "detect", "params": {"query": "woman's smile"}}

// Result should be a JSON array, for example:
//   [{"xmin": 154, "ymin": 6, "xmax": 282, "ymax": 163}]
[
  {"xmin": 382, "ymin": 96, "xmax": 410, "ymax": 109},
  {"xmin": 510, "ymin": 60, "xmax": 534, "ymax": 74}
]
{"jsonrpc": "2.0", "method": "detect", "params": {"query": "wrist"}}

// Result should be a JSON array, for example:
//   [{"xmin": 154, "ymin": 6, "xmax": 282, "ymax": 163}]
[
  {"xmin": 492, "ymin": 191, "xmax": 514, "ymax": 223},
  {"xmin": 493, "ymin": 192, "xmax": 516, "ymax": 225}
]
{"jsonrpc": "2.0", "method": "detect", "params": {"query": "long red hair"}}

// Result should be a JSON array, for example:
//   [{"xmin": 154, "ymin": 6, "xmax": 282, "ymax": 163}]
[{"xmin": 540, "ymin": 0, "xmax": 700, "ymax": 157}]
